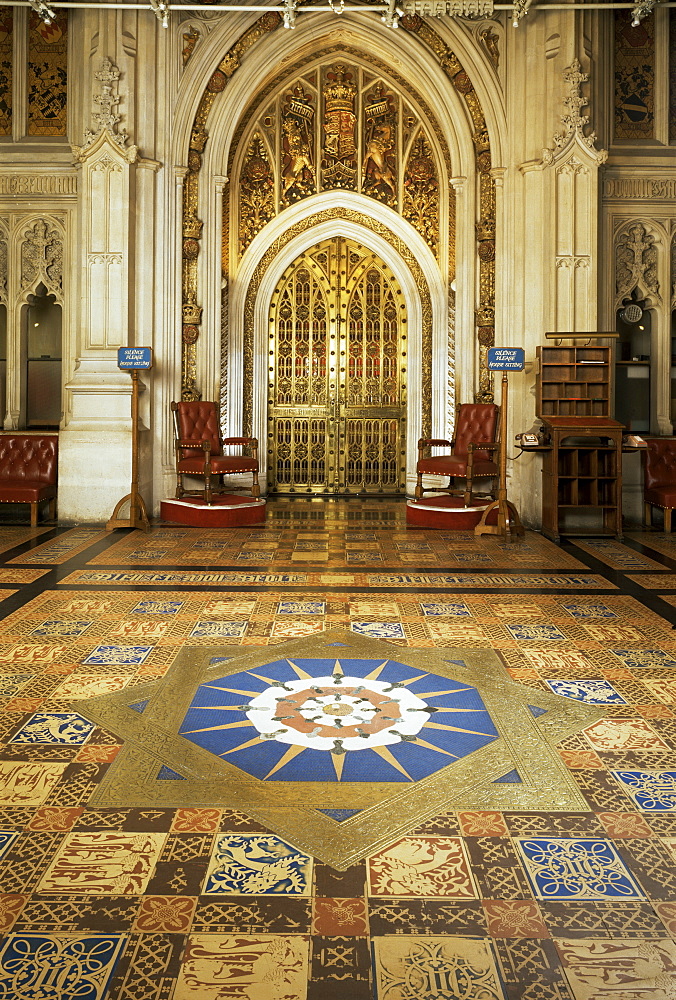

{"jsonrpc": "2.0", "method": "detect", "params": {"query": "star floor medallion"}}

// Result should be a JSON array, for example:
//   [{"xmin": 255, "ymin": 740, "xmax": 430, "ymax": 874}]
[{"xmin": 78, "ymin": 632, "xmax": 605, "ymax": 868}]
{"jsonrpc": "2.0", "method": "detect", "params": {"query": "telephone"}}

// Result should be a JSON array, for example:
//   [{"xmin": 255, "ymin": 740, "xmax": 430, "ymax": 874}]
[
  {"xmin": 516, "ymin": 433, "xmax": 540, "ymax": 448},
  {"xmin": 624, "ymin": 434, "xmax": 647, "ymax": 448}
]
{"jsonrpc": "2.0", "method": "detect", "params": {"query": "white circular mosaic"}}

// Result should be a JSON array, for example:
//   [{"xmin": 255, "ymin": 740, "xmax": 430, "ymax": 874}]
[{"xmin": 245, "ymin": 674, "xmax": 431, "ymax": 751}]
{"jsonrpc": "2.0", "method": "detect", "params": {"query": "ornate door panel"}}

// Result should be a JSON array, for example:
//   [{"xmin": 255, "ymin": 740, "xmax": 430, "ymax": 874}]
[{"xmin": 268, "ymin": 237, "xmax": 407, "ymax": 494}]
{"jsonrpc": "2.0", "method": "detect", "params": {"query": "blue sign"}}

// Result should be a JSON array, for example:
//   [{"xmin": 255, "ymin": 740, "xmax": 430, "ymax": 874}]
[
  {"xmin": 118, "ymin": 347, "xmax": 153, "ymax": 370},
  {"xmin": 488, "ymin": 347, "xmax": 525, "ymax": 371}
]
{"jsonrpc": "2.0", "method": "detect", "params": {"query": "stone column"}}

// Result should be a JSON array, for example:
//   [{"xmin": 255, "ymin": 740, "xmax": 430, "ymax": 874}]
[
  {"xmin": 58, "ymin": 56, "xmax": 142, "ymax": 521},
  {"xmin": 506, "ymin": 22, "xmax": 607, "ymax": 525}
]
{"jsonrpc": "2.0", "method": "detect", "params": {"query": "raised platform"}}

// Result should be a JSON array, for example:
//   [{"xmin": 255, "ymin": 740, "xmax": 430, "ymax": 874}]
[
  {"xmin": 160, "ymin": 494, "xmax": 266, "ymax": 528},
  {"xmin": 406, "ymin": 494, "xmax": 498, "ymax": 530}
]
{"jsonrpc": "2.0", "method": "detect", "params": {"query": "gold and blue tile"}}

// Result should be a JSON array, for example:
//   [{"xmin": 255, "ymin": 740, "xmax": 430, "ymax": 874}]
[
  {"xmin": 277, "ymin": 601, "xmax": 325, "ymax": 614},
  {"xmin": 560, "ymin": 603, "xmax": 619, "ymax": 619},
  {"xmin": 28, "ymin": 621, "xmax": 94, "ymax": 639},
  {"xmin": 131, "ymin": 600, "xmax": 185, "ymax": 615},
  {"xmin": 0, "ymin": 674, "xmax": 32, "ymax": 697},
  {"xmin": 0, "ymin": 933, "xmax": 126, "ymax": 999},
  {"xmin": 544, "ymin": 679, "xmax": 628, "ymax": 705},
  {"xmin": 8, "ymin": 712, "xmax": 95, "ymax": 744},
  {"xmin": 350, "ymin": 622, "xmax": 405, "ymax": 639},
  {"xmin": 82, "ymin": 645, "xmax": 154, "ymax": 666},
  {"xmin": 189, "ymin": 622, "xmax": 248, "ymax": 639},
  {"xmin": 202, "ymin": 833, "xmax": 313, "ymax": 895},
  {"xmin": 610, "ymin": 648, "xmax": 676, "ymax": 670},
  {"xmin": 420, "ymin": 602, "xmax": 472, "ymax": 617},
  {"xmin": 515, "ymin": 838, "xmax": 644, "ymax": 900},
  {"xmin": 0, "ymin": 831, "xmax": 19, "ymax": 859},
  {"xmin": 612, "ymin": 771, "xmax": 676, "ymax": 811}
]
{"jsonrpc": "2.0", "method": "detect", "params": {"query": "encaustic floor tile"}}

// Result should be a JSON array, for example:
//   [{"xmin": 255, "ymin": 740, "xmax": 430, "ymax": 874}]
[{"xmin": 1, "ymin": 502, "xmax": 676, "ymax": 996}]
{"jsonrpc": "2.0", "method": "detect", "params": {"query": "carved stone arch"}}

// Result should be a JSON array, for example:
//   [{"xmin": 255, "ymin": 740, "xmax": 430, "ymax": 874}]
[
  {"xmin": 16, "ymin": 216, "xmax": 65, "ymax": 306},
  {"xmin": 233, "ymin": 204, "xmax": 436, "ymax": 488},
  {"xmin": 180, "ymin": 12, "xmax": 495, "ymax": 404},
  {"xmin": 614, "ymin": 220, "xmax": 664, "ymax": 311}
]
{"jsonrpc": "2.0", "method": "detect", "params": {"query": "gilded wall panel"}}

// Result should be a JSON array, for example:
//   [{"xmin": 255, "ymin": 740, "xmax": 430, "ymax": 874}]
[
  {"xmin": 181, "ymin": 10, "xmax": 282, "ymax": 399},
  {"xmin": 362, "ymin": 83, "xmax": 397, "ymax": 207},
  {"xmin": 281, "ymin": 84, "xmax": 316, "ymax": 206},
  {"xmin": 27, "ymin": 11, "xmax": 68, "ymax": 137},
  {"xmin": 400, "ymin": 14, "xmax": 495, "ymax": 400},
  {"xmin": 0, "ymin": 10, "xmax": 12, "ymax": 136},
  {"xmin": 239, "ymin": 133, "xmax": 275, "ymax": 254},
  {"xmin": 232, "ymin": 52, "xmax": 447, "ymax": 261},
  {"xmin": 403, "ymin": 131, "xmax": 439, "ymax": 255},
  {"xmin": 614, "ymin": 12, "xmax": 655, "ymax": 141},
  {"xmin": 321, "ymin": 65, "xmax": 358, "ymax": 191}
]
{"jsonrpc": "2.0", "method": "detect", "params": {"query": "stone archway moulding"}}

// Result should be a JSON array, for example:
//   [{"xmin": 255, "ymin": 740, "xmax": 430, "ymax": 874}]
[
  {"xmin": 230, "ymin": 202, "xmax": 439, "ymax": 480},
  {"xmin": 179, "ymin": 11, "xmax": 497, "ymax": 404}
]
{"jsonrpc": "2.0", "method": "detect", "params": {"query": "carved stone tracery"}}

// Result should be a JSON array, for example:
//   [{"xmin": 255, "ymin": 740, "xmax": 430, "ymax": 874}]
[
  {"xmin": 20, "ymin": 219, "xmax": 63, "ymax": 296},
  {"xmin": 615, "ymin": 221, "xmax": 659, "ymax": 307}
]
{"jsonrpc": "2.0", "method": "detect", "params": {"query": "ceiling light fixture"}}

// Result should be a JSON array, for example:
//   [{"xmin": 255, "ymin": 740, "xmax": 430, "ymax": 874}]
[{"xmin": 28, "ymin": 0, "xmax": 55, "ymax": 23}]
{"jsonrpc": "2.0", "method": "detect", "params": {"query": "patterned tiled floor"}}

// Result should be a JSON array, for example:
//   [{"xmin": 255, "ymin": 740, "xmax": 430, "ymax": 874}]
[{"xmin": 0, "ymin": 500, "xmax": 676, "ymax": 998}]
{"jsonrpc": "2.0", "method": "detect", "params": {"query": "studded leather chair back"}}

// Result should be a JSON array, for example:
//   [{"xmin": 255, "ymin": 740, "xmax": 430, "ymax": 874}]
[
  {"xmin": 453, "ymin": 404, "xmax": 499, "ymax": 462},
  {"xmin": 173, "ymin": 401, "xmax": 222, "ymax": 459}
]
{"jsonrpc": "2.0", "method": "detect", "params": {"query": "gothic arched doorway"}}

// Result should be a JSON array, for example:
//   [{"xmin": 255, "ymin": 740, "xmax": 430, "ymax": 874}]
[{"xmin": 267, "ymin": 235, "xmax": 407, "ymax": 494}]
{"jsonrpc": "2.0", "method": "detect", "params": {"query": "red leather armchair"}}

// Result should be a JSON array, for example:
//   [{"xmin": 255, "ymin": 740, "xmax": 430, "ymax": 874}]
[
  {"xmin": 171, "ymin": 401, "xmax": 259, "ymax": 504},
  {"xmin": 415, "ymin": 403, "xmax": 499, "ymax": 504},
  {"xmin": 643, "ymin": 438, "xmax": 676, "ymax": 531}
]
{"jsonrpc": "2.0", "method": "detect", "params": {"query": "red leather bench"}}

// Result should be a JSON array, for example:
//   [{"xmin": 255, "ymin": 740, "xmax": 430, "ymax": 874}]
[
  {"xmin": 0, "ymin": 435, "xmax": 58, "ymax": 526},
  {"xmin": 643, "ymin": 438, "xmax": 676, "ymax": 531}
]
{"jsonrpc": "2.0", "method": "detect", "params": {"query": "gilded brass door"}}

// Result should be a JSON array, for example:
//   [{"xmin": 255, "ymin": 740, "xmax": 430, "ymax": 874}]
[{"xmin": 267, "ymin": 237, "xmax": 407, "ymax": 494}]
